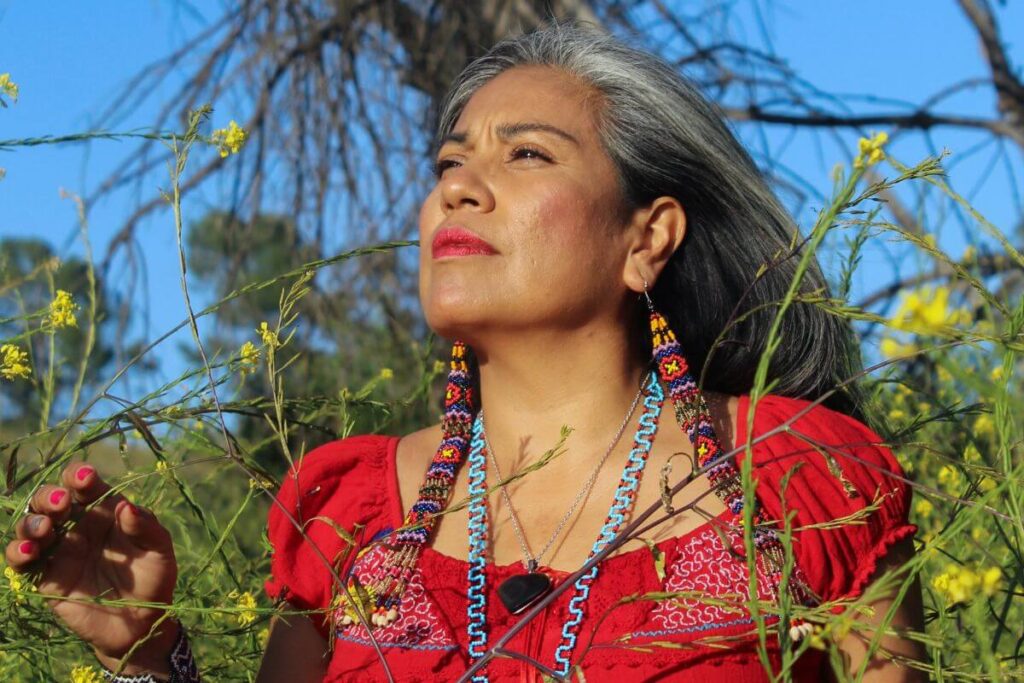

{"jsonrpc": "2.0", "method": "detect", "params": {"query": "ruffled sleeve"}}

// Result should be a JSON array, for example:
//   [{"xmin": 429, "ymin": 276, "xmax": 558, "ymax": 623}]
[
  {"xmin": 263, "ymin": 435, "xmax": 396, "ymax": 640},
  {"xmin": 738, "ymin": 395, "xmax": 916, "ymax": 604}
]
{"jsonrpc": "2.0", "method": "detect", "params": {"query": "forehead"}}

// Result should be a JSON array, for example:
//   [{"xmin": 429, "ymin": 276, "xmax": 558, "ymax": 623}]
[{"xmin": 449, "ymin": 66, "xmax": 601, "ymax": 142}]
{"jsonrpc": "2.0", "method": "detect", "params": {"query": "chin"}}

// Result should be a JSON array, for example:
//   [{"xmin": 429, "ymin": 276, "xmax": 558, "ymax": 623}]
[{"xmin": 424, "ymin": 303, "xmax": 483, "ymax": 343}]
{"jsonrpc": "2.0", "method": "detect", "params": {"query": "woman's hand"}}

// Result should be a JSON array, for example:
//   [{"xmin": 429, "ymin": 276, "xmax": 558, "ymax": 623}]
[{"xmin": 4, "ymin": 462, "xmax": 180, "ymax": 671}]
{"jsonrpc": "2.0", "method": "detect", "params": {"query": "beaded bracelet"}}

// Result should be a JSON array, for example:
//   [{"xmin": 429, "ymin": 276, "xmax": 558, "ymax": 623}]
[{"xmin": 99, "ymin": 624, "xmax": 200, "ymax": 683}]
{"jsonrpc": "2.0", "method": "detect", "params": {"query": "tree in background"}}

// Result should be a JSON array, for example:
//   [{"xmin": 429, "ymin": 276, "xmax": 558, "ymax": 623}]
[
  {"xmin": 1, "ymin": 3, "xmax": 1021, "ymax": 679},
  {"xmin": 84, "ymin": 0, "xmax": 1022, "ymax": 382},
  {"xmin": 0, "ymin": 238, "xmax": 121, "ymax": 434}
]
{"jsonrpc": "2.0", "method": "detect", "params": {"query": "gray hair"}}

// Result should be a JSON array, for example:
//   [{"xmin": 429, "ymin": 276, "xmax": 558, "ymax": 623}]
[{"xmin": 434, "ymin": 20, "xmax": 866, "ymax": 419}]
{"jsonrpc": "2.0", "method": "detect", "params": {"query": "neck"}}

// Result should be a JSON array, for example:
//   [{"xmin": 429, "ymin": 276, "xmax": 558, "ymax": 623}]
[{"xmin": 472, "ymin": 321, "xmax": 649, "ymax": 472}]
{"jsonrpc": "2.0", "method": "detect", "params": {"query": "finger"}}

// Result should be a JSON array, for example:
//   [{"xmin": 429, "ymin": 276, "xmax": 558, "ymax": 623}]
[
  {"xmin": 115, "ymin": 500, "xmax": 174, "ymax": 554},
  {"xmin": 4, "ymin": 537, "xmax": 40, "ymax": 571},
  {"xmin": 29, "ymin": 485, "xmax": 74, "ymax": 525},
  {"xmin": 61, "ymin": 462, "xmax": 119, "ymax": 507},
  {"xmin": 14, "ymin": 513, "xmax": 55, "ymax": 546}
]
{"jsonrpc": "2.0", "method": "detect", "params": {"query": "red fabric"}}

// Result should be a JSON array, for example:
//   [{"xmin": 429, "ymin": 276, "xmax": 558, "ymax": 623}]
[{"xmin": 264, "ymin": 395, "xmax": 916, "ymax": 682}]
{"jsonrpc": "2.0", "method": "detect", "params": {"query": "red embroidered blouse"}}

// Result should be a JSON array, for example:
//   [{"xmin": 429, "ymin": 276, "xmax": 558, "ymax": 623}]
[{"xmin": 264, "ymin": 394, "xmax": 916, "ymax": 682}]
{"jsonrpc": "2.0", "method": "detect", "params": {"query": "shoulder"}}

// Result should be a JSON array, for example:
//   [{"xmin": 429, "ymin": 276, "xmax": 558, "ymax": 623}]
[
  {"xmin": 741, "ymin": 394, "xmax": 903, "ymax": 488},
  {"xmin": 395, "ymin": 422, "xmax": 443, "ymax": 513},
  {"xmin": 273, "ymin": 434, "xmax": 397, "ymax": 508},
  {"xmin": 266, "ymin": 434, "xmax": 400, "ymax": 553},
  {"xmin": 264, "ymin": 434, "xmax": 400, "ymax": 638},
  {"xmin": 738, "ymin": 394, "xmax": 917, "ymax": 602}
]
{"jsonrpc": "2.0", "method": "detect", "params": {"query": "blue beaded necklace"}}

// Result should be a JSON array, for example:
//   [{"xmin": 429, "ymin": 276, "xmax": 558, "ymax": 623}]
[{"xmin": 465, "ymin": 372, "xmax": 664, "ymax": 679}]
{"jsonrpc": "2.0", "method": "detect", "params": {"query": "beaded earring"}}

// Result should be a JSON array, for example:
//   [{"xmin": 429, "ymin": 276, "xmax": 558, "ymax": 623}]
[
  {"xmin": 342, "ymin": 341, "xmax": 477, "ymax": 628},
  {"xmin": 644, "ymin": 282, "xmax": 815, "ymax": 639}
]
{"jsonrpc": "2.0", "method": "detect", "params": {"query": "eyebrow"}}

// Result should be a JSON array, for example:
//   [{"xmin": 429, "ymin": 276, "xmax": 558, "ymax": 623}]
[{"xmin": 439, "ymin": 121, "xmax": 580, "ymax": 149}]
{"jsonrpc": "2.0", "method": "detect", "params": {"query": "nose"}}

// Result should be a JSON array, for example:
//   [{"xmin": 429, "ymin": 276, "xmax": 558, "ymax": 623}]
[{"xmin": 439, "ymin": 163, "xmax": 495, "ymax": 214}]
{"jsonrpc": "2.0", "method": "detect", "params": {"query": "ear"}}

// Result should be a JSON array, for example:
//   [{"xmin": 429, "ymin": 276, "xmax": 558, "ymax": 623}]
[{"xmin": 622, "ymin": 196, "xmax": 687, "ymax": 294}]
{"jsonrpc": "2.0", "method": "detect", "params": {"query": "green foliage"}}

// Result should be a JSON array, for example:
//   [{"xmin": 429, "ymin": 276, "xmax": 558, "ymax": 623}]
[
  {"xmin": 0, "ymin": 109, "xmax": 1021, "ymax": 683},
  {"xmin": 0, "ymin": 238, "xmax": 117, "ymax": 430}
]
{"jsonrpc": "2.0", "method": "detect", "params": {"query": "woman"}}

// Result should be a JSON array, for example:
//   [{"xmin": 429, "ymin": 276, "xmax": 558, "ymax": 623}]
[{"xmin": 5, "ymin": 21, "xmax": 925, "ymax": 682}]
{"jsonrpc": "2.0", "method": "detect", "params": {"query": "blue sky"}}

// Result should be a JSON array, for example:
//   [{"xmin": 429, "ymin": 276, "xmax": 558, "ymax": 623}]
[{"xmin": 1, "ymin": 1, "xmax": 1022, "ymax": 394}]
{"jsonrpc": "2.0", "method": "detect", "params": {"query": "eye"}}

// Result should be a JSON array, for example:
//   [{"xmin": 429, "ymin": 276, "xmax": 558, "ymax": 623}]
[
  {"xmin": 433, "ymin": 158, "xmax": 461, "ymax": 179},
  {"xmin": 510, "ymin": 146, "xmax": 551, "ymax": 163}
]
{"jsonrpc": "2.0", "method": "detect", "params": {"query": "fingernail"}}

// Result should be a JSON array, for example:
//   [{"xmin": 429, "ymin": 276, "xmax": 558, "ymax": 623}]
[
  {"xmin": 126, "ymin": 502, "xmax": 139, "ymax": 516},
  {"xmin": 18, "ymin": 541, "xmax": 34, "ymax": 555},
  {"xmin": 49, "ymin": 489, "xmax": 67, "ymax": 506},
  {"xmin": 75, "ymin": 466, "xmax": 95, "ymax": 482},
  {"xmin": 27, "ymin": 515, "xmax": 45, "ymax": 535}
]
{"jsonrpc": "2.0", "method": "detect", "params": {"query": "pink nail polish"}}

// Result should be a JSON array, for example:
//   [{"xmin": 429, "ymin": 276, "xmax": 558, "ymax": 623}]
[
  {"xmin": 49, "ymin": 489, "xmax": 67, "ymax": 506},
  {"xmin": 76, "ymin": 466, "xmax": 95, "ymax": 482},
  {"xmin": 18, "ymin": 541, "xmax": 33, "ymax": 555}
]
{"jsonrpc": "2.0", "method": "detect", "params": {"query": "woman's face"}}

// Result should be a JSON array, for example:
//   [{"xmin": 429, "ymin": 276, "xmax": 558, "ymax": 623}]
[{"xmin": 418, "ymin": 66, "xmax": 637, "ymax": 342}]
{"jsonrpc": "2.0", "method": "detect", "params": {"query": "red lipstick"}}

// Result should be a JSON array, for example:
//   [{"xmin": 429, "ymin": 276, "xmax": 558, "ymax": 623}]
[{"xmin": 431, "ymin": 226, "xmax": 498, "ymax": 259}]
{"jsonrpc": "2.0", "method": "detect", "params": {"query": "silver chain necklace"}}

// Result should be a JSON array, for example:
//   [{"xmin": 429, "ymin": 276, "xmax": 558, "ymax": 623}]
[{"xmin": 479, "ymin": 378, "xmax": 646, "ymax": 573}]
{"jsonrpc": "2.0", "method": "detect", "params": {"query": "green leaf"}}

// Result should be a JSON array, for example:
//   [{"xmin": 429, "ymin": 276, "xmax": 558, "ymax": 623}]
[{"xmin": 640, "ymin": 537, "xmax": 666, "ymax": 582}]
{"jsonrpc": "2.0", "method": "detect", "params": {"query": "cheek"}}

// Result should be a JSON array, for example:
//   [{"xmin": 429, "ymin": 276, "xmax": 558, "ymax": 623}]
[
  {"xmin": 418, "ymin": 189, "xmax": 442, "ymax": 301},
  {"xmin": 521, "ymin": 187, "xmax": 615, "ymax": 279},
  {"xmin": 518, "ymin": 185, "xmax": 598, "ymax": 253}
]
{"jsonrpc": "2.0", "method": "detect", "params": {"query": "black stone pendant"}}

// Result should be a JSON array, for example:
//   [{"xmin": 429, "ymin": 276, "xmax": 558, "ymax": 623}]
[{"xmin": 497, "ymin": 572, "xmax": 553, "ymax": 615}]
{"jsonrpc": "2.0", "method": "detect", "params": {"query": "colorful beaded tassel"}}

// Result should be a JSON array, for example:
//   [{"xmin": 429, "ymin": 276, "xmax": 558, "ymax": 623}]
[
  {"xmin": 649, "ymin": 308, "xmax": 815, "ymax": 616},
  {"xmin": 341, "ymin": 341, "xmax": 477, "ymax": 628}
]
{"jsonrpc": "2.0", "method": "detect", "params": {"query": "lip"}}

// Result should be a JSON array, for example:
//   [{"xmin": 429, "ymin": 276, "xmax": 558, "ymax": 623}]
[{"xmin": 431, "ymin": 226, "xmax": 498, "ymax": 259}]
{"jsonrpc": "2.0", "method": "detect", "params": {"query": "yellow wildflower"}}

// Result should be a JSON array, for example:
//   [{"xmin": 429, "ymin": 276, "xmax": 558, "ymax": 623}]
[
  {"xmin": 854, "ymin": 131, "xmax": 888, "ymax": 169},
  {"xmin": 258, "ymin": 627, "xmax": 270, "ymax": 648},
  {"xmin": 880, "ymin": 337, "xmax": 916, "ymax": 359},
  {"xmin": 889, "ymin": 287, "xmax": 967, "ymax": 335},
  {"xmin": 257, "ymin": 322, "xmax": 279, "ymax": 348},
  {"xmin": 0, "ymin": 73, "xmax": 18, "ymax": 103},
  {"xmin": 48, "ymin": 289, "xmax": 79, "ymax": 329},
  {"xmin": 70, "ymin": 665, "xmax": 102, "ymax": 683},
  {"xmin": 4, "ymin": 565, "xmax": 36, "ymax": 604},
  {"xmin": 0, "ymin": 344, "xmax": 31, "ymax": 380},
  {"xmin": 936, "ymin": 366, "xmax": 952, "ymax": 384},
  {"xmin": 979, "ymin": 477, "xmax": 997, "ymax": 494},
  {"xmin": 974, "ymin": 414, "xmax": 994, "ymax": 438},
  {"xmin": 228, "ymin": 590, "xmax": 258, "ymax": 626},
  {"xmin": 211, "ymin": 120, "xmax": 248, "ymax": 158},
  {"xmin": 239, "ymin": 340, "xmax": 260, "ymax": 374},
  {"xmin": 932, "ymin": 564, "xmax": 980, "ymax": 604},
  {"xmin": 938, "ymin": 465, "xmax": 961, "ymax": 491},
  {"xmin": 962, "ymin": 245, "xmax": 976, "ymax": 264},
  {"xmin": 379, "ymin": 368, "xmax": 393, "ymax": 380},
  {"xmin": 990, "ymin": 366, "xmax": 1004, "ymax": 382},
  {"xmin": 248, "ymin": 475, "xmax": 273, "ymax": 490},
  {"xmin": 981, "ymin": 567, "xmax": 1002, "ymax": 596},
  {"xmin": 914, "ymin": 498, "xmax": 933, "ymax": 518},
  {"xmin": 888, "ymin": 408, "xmax": 905, "ymax": 421},
  {"xmin": 964, "ymin": 443, "xmax": 982, "ymax": 462},
  {"xmin": 432, "ymin": 360, "xmax": 446, "ymax": 375}
]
